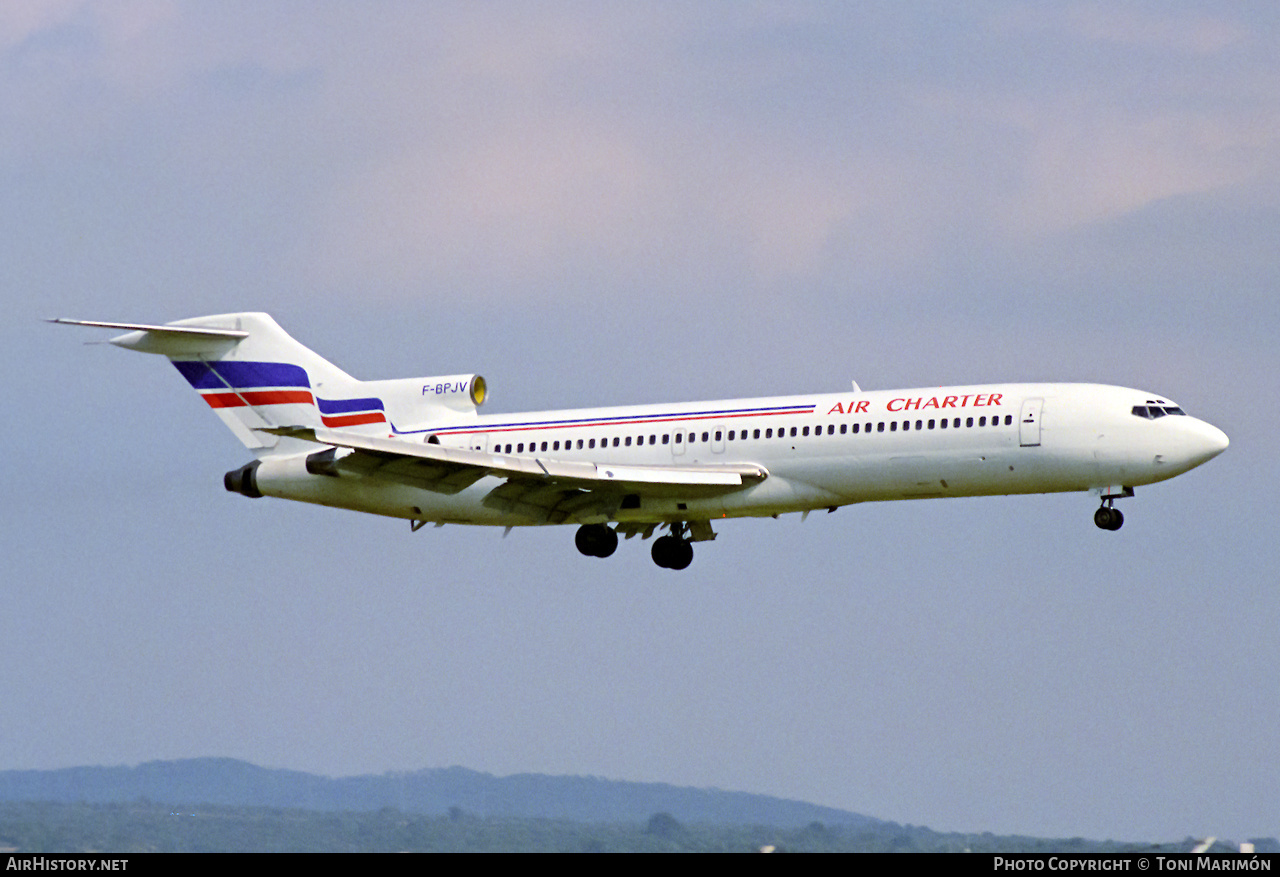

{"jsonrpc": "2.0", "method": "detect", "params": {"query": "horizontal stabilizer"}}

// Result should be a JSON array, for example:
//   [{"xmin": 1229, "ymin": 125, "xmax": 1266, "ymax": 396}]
[
  {"xmin": 49, "ymin": 318, "xmax": 248, "ymax": 356},
  {"xmin": 48, "ymin": 318, "xmax": 248, "ymax": 337}
]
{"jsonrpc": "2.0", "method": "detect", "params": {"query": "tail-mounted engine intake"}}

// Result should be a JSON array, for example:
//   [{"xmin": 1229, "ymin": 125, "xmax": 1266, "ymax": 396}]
[{"xmin": 418, "ymin": 374, "xmax": 487, "ymax": 412}]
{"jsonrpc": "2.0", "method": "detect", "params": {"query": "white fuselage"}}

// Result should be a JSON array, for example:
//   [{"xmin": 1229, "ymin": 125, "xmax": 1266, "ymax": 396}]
[
  {"xmin": 56, "ymin": 314, "xmax": 1228, "ymax": 563},
  {"xmin": 252, "ymin": 382, "xmax": 1228, "ymax": 528}
]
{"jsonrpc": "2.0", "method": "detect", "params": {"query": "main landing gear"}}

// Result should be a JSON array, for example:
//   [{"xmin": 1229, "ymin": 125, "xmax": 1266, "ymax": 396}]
[
  {"xmin": 575, "ymin": 523, "xmax": 618, "ymax": 558},
  {"xmin": 650, "ymin": 533, "xmax": 694, "ymax": 570},
  {"xmin": 573, "ymin": 522, "xmax": 696, "ymax": 569}
]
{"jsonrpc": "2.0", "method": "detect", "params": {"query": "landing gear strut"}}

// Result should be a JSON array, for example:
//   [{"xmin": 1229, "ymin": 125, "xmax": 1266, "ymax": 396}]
[
  {"xmin": 575, "ymin": 524, "xmax": 618, "ymax": 558},
  {"xmin": 1094, "ymin": 502, "xmax": 1124, "ymax": 531}
]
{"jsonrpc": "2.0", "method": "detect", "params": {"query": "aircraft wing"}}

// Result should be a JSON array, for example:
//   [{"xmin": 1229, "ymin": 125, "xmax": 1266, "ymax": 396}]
[{"xmin": 287, "ymin": 428, "xmax": 768, "ymax": 524}]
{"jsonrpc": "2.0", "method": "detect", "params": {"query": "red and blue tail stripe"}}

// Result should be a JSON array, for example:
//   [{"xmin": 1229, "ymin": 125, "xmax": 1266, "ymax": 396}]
[{"xmin": 173, "ymin": 360, "xmax": 386, "ymax": 427}]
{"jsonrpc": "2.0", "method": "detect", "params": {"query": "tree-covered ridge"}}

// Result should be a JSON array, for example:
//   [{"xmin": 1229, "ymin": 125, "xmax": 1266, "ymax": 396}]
[
  {"xmin": 3, "ymin": 761, "xmax": 1275, "ymax": 853},
  {"xmin": 6, "ymin": 800, "xmax": 1274, "ymax": 854},
  {"xmin": 0, "ymin": 758, "xmax": 875, "ymax": 827}
]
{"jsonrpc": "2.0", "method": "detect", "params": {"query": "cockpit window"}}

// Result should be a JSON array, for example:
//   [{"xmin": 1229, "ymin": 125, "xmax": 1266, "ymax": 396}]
[{"xmin": 1132, "ymin": 405, "xmax": 1187, "ymax": 419}]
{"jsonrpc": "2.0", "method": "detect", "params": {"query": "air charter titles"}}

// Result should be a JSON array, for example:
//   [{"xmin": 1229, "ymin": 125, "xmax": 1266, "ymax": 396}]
[{"xmin": 827, "ymin": 393, "xmax": 1004, "ymax": 416}]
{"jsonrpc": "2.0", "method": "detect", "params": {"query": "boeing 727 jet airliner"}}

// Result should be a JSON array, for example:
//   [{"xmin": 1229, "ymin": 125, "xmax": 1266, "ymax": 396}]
[{"xmin": 55, "ymin": 313, "xmax": 1228, "ymax": 569}]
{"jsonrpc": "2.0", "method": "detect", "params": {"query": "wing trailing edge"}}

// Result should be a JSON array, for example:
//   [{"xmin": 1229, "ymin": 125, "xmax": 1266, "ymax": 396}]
[{"xmin": 283, "ymin": 427, "xmax": 768, "ymax": 496}]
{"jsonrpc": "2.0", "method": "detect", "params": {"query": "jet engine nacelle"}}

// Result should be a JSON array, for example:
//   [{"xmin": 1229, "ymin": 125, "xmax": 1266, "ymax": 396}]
[
  {"xmin": 415, "ymin": 374, "xmax": 486, "ymax": 412},
  {"xmin": 364, "ymin": 373, "xmax": 488, "ymax": 427},
  {"xmin": 224, "ymin": 460, "xmax": 263, "ymax": 498},
  {"xmin": 226, "ymin": 453, "xmax": 361, "ymax": 508}
]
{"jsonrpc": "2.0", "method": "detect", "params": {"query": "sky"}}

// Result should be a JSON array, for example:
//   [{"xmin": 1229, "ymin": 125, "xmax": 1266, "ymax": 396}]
[{"xmin": 2, "ymin": 1, "xmax": 1277, "ymax": 844}]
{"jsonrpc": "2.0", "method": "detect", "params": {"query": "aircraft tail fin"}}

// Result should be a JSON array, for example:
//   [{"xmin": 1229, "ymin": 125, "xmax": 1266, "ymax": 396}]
[{"xmin": 52, "ymin": 313, "xmax": 365, "ymax": 451}]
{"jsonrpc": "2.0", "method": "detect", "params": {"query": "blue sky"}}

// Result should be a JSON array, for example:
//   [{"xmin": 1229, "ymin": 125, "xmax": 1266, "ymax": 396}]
[{"xmin": 2, "ymin": 2, "xmax": 1277, "ymax": 842}]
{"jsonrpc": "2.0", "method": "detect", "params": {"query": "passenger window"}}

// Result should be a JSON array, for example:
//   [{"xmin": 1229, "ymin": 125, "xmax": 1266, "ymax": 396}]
[
  {"xmin": 851, "ymin": 423, "xmax": 859, "ymax": 434},
  {"xmin": 765, "ymin": 428, "xmax": 773, "ymax": 438},
  {"xmin": 541, "ymin": 442, "xmax": 548, "ymax": 451},
  {"xmin": 877, "ymin": 422, "xmax": 885, "ymax": 432},
  {"xmin": 966, "ymin": 417, "xmax": 973, "ymax": 427},
  {"xmin": 753, "ymin": 429, "xmax": 760, "ymax": 439},
  {"xmin": 979, "ymin": 417, "xmax": 986, "ymax": 427},
  {"xmin": 802, "ymin": 426, "xmax": 809, "ymax": 437},
  {"xmin": 625, "ymin": 436, "xmax": 632, "ymax": 446},
  {"xmin": 790, "ymin": 427, "xmax": 797, "ymax": 437},
  {"xmin": 841, "ymin": 424, "xmax": 848, "ymax": 434},
  {"xmin": 553, "ymin": 440, "xmax": 560, "ymax": 451},
  {"xmin": 916, "ymin": 420, "xmax": 922, "ymax": 430},
  {"xmin": 576, "ymin": 439, "xmax": 583, "ymax": 449},
  {"xmin": 588, "ymin": 438, "xmax": 595, "ymax": 449},
  {"xmin": 662, "ymin": 434, "xmax": 669, "ymax": 444},
  {"xmin": 715, "ymin": 431, "xmax": 722, "ymax": 441},
  {"xmin": 928, "ymin": 419, "xmax": 935, "ymax": 429},
  {"xmin": 902, "ymin": 421, "xmax": 910, "ymax": 431},
  {"xmin": 650, "ymin": 435, "xmax": 656, "ymax": 444}
]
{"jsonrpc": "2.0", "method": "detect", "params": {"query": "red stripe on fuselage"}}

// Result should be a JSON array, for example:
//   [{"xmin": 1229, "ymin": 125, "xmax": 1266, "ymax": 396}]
[{"xmin": 321, "ymin": 412, "xmax": 386, "ymax": 427}]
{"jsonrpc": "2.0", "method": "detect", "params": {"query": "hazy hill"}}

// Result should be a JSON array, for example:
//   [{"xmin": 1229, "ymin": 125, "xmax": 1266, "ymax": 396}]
[{"xmin": 0, "ymin": 758, "xmax": 880, "ymax": 828}]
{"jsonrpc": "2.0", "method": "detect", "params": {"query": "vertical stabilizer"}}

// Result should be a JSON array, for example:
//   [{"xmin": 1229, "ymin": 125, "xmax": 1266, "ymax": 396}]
[{"xmin": 53, "ymin": 313, "xmax": 363, "ymax": 450}]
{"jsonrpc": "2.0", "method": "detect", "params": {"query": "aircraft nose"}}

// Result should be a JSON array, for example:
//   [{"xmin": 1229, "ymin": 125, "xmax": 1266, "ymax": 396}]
[{"xmin": 1184, "ymin": 419, "xmax": 1229, "ymax": 467}]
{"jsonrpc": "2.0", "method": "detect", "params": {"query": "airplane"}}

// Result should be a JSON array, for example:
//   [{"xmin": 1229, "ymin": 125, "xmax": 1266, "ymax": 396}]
[{"xmin": 53, "ymin": 313, "xmax": 1229, "ymax": 569}]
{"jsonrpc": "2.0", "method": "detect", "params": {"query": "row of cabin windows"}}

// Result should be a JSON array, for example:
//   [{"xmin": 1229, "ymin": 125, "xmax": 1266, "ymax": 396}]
[{"xmin": 488, "ymin": 414, "xmax": 1015, "ymax": 455}]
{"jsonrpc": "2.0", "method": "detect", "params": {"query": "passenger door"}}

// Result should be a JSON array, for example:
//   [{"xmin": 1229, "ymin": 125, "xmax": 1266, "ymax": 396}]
[{"xmin": 1019, "ymin": 398, "xmax": 1043, "ymax": 447}]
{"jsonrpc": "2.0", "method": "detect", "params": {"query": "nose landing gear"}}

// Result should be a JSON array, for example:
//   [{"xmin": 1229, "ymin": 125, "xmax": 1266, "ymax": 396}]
[{"xmin": 1094, "ymin": 503, "xmax": 1124, "ymax": 531}]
